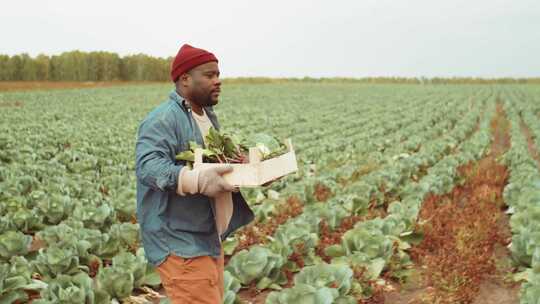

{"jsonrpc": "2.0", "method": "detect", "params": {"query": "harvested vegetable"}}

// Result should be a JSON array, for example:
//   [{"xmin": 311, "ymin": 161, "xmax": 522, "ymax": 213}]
[{"xmin": 175, "ymin": 127, "xmax": 287, "ymax": 165}]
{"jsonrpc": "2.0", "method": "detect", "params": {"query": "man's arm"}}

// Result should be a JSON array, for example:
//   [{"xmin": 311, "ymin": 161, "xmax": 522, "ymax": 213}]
[
  {"xmin": 135, "ymin": 114, "xmax": 235, "ymax": 196},
  {"xmin": 135, "ymin": 116, "xmax": 182, "ymax": 192}
]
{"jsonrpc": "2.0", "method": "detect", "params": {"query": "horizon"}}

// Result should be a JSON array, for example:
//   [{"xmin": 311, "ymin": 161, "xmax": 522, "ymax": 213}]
[{"xmin": 1, "ymin": 50, "xmax": 539, "ymax": 80}]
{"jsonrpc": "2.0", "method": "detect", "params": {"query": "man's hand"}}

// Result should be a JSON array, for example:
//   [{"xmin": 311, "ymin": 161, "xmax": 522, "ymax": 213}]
[
  {"xmin": 198, "ymin": 166, "xmax": 236, "ymax": 197},
  {"xmin": 177, "ymin": 165, "xmax": 236, "ymax": 197}
]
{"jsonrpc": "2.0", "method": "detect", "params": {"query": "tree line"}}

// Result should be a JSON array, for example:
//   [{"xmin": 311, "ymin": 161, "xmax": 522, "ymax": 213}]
[
  {"xmin": 0, "ymin": 51, "xmax": 538, "ymax": 84},
  {"xmin": 0, "ymin": 51, "xmax": 172, "ymax": 81}
]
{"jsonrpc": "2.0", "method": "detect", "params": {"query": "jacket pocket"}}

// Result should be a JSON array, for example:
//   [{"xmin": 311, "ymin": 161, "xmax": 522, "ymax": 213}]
[{"xmin": 166, "ymin": 194, "xmax": 215, "ymax": 233}]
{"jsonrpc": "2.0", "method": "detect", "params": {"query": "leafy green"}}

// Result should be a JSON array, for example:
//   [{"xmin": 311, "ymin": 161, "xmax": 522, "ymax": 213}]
[
  {"xmin": 33, "ymin": 245, "xmax": 88, "ymax": 279},
  {"xmin": 341, "ymin": 224, "xmax": 394, "ymax": 261},
  {"xmin": 72, "ymin": 204, "xmax": 113, "ymax": 229},
  {"xmin": 111, "ymin": 249, "xmax": 150, "ymax": 288},
  {"xmin": 225, "ymin": 245, "xmax": 286, "ymax": 289},
  {"xmin": 8, "ymin": 206, "xmax": 44, "ymax": 232},
  {"xmin": 175, "ymin": 127, "xmax": 286, "ymax": 165},
  {"xmin": 110, "ymin": 188, "xmax": 136, "ymax": 221},
  {"xmin": 223, "ymin": 270, "xmax": 241, "ymax": 304},
  {"xmin": 0, "ymin": 230, "xmax": 32, "ymax": 260},
  {"xmin": 0, "ymin": 263, "xmax": 29, "ymax": 304},
  {"xmin": 33, "ymin": 273, "xmax": 95, "ymax": 304},
  {"xmin": 222, "ymin": 237, "xmax": 239, "ymax": 255},
  {"xmin": 272, "ymin": 220, "xmax": 319, "ymax": 258},
  {"xmin": 245, "ymin": 133, "xmax": 287, "ymax": 159},
  {"xmin": 95, "ymin": 264, "xmax": 134, "ymax": 300},
  {"xmin": 107, "ymin": 222, "xmax": 140, "ymax": 250},
  {"xmin": 94, "ymin": 249, "xmax": 160, "ymax": 301},
  {"xmin": 35, "ymin": 194, "xmax": 73, "ymax": 224},
  {"xmin": 294, "ymin": 263, "xmax": 354, "ymax": 296},
  {"xmin": 0, "ymin": 256, "xmax": 47, "ymax": 304},
  {"xmin": 266, "ymin": 263, "xmax": 356, "ymax": 304},
  {"xmin": 266, "ymin": 284, "xmax": 339, "ymax": 304}
]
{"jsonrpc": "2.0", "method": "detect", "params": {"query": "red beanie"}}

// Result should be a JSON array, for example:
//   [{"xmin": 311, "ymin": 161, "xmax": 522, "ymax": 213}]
[{"xmin": 170, "ymin": 44, "xmax": 218, "ymax": 82}]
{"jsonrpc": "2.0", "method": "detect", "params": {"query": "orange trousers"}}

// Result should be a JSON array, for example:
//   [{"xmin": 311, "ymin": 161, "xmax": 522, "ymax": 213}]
[{"xmin": 157, "ymin": 248, "xmax": 224, "ymax": 304}]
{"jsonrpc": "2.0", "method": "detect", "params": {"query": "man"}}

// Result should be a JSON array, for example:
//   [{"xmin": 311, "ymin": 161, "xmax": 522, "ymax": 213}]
[{"xmin": 135, "ymin": 44, "xmax": 254, "ymax": 303}]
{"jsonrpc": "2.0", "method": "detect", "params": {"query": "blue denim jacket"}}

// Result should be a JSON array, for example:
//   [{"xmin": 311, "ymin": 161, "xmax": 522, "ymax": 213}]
[{"xmin": 135, "ymin": 90, "xmax": 254, "ymax": 266}]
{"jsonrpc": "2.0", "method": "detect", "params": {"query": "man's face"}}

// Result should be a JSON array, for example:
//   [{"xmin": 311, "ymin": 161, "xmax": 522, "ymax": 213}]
[{"xmin": 183, "ymin": 61, "xmax": 221, "ymax": 107}]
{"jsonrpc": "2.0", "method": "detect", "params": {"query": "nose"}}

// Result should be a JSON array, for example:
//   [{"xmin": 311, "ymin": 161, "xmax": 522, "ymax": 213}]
[{"xmin": 214, "ymin": 77, "xmax": 221, "ymax": 87}]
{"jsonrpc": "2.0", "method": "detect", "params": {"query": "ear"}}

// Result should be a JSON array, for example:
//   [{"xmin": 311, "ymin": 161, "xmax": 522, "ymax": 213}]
[{"xmin": 178, "ymin": 73, "xmax": 191, "ymax": 88}]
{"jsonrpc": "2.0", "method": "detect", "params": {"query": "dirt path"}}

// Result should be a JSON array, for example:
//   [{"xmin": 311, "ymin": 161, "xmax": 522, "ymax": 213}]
[
  {"xmin": 237, "ymin": 289, "xmax": 272, "ymax": 304},
  {"xmin": 383, "ymin": 102, "xmax": 520, "ymax": 304},
  {"xmin": 0, "ymin": 81, "xmax": 163, "ymax": 92}
]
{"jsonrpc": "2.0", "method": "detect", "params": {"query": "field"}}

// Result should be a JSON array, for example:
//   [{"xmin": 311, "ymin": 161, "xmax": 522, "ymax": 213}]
[
  {"xmin": 0, "ymin": 82, "xmax": 165, "ymax": 93},
  {"xmin": 1, "ymin": 83, "xmax": 540, "ymax": 304}
]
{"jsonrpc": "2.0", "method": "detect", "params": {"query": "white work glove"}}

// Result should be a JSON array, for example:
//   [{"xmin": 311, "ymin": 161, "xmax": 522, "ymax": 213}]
[{"xmin": 177, "ymin": 165, "xmax": 236, "ymax": 197}]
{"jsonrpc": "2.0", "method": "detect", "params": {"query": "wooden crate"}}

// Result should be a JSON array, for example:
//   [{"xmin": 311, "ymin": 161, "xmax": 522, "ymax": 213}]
[{"xmin": 193, "ymin": 139, "xmax": 298, "ymax": 187}]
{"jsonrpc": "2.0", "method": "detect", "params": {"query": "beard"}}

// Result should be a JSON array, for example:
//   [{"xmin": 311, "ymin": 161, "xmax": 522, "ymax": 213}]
[{"xmin": 191, "ymin": 88, "xmax": 218, "ymax": 107}]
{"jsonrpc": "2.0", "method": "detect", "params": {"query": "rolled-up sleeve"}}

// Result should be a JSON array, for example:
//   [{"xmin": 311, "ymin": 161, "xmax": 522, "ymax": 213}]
[{"xmin": 135, "ymin": 115, "xmax": 183, "ymax": 192}]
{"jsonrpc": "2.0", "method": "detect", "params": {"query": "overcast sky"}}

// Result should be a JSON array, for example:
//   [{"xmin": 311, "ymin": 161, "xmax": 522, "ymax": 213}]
[{"xmin": 2, "ymin": 0, "xmax": 539, "ymax": 78}]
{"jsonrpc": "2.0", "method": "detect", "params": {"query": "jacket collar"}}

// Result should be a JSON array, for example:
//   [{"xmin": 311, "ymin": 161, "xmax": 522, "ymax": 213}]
[{"xmin": 169, "ymin": 89, "xmax": 189, "ymax": 110}]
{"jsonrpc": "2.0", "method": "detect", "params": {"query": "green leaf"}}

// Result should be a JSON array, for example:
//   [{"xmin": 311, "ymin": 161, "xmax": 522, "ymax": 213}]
[
  {"xmin": 37, "ymin": 273, "xmax": 94, "ymax": 304},
  {"xmin": 256, "ymin": 276, "xmax": 273, "ymax": 290},
  {"xmin": 95, "ymin": 265, "xmax": 134, "ymax": 299},
  {"xmin": 175, "ymin": 150, "xmax": 194, "ymax": 162},
  {"xmin": 225, "ymin": 246, "xmax": 285, "ymax": 287},
  {"xmin": 33, "ymin": 245, "xmax": 86, "ymax": 279},
  {"xmin": 112, "ymin": 250, "xmax": 147, "ymax": 288},
  {"xmin": 246, "ymin": 133, "xmax": 285, "ymax": 159},
  {"xmin": 400, "ymin": 231, "xmax": 424, "ymax": 246},
  {"xmin": 174, "ymin": 128, "xmax": 285, "ymax": 166},
  {"xmin": 266, "ymin": 283, "xmax": 338, "ymax": 304},
  {"xmin": 293, "ymin": 263, "xmax": 353, "ymax": 296},
  {"xmin": 142, "ymin": 266, "xmax": 161, "ymax": 287},
  {"xmin": 324, "ymin": 245, "xmax": 345, "ymax": 258},
  {"xmin": 0, "ymin": 231, "xmax": 32, "ymax": 260},
  {"xmin": 367, "ymin": 258, "xmax": 386, "ymax": 280},
  {"xmin": 222, "ymin": 237, "xmax": 239, "ymax": 255}
]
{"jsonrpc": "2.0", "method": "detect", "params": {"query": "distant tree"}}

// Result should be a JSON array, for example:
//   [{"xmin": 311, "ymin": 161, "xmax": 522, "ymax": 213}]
[
  {"xmin": 20, "ymin": 53, "xmax": 38, "ymax": 80},
  {"xmin": 35, "ymin": 54, "xmax": 50, "ymax": 80},
  {"xmin": 0, "ymin": 55, "xmax": 9, "ymax": 80},
  {"xmin": 6, "ymin": 55, "xmax": 23, "ymax": 80}
]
